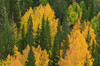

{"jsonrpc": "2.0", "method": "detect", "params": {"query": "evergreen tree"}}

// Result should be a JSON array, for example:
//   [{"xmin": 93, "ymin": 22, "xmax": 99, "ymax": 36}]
[
  {"xmin": 93, "ymin": 13, "xmax": 100, "ymax": 66},
  {"xmin": 80, "ymin": 1, "xmax": 88, "ymax": 21},
  {"xmin": 9, "ymin": 0, "xmax": 21, "ymax": 28},
  {"xmin": 49, "ymin": 0, "xmax": 67, "ymax": 22},
  {"xmin": 33, "ymin": 0, "xmax": 40, "ymax": 7},
  {"xmin": 50, "ymin": 20, "xmax": 61, "ymax": 66},
  {"xmin": 35, "ymin": 24, "xmax": 41, "ymax": 47},
  {"xmin": 40, "ymin": 15, "xmax": 51, "ymax": 53},
  {"xmin": 0, "ymin": 9, "xmax": 15, "ymax": 59},
  {"xmin": 20, "ymin": 0, "xmax": 33, "ymax": 16},
  {"xmin": 26, "ymin": 15, "xmax": 34, "ymax": 46},
  {"xmin": 88, "ymin": 0, "xmax": 94, "ymax": 21},
  {"xmin": 61, "ymin": 19, "xmax": 69, "ymax": 57},
  {"xmin": 19, "ymin": 25, "xmax": 27, "ymax": 52},
  {"xmin": 25, "ymin": 15, "xmax": 35, "ymax": 66},
  {"xmin": 40, "ymin": 15, "xmax": 46, "ymax": 50},
  {"xmin": 45, "ymin": 18, "xmax": 51, "ymax": 52}
]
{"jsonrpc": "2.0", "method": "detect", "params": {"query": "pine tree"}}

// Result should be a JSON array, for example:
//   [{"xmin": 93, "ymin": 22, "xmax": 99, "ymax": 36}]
[
  {"xmin": 9, "ymin": 0, "xmax": 21, "ymax": 28},
  {"xmin": 88, "ymin": 0, "xmax": 94, "ymax": 21},
  {"xmin": 20, "ymin": 0, "xmax": 33, "ymax": 16},
  {"xmin": 26, "ymin": 48, "xmax": 35, "ymax": 66},
  {"xmin": 35, "ymin": 24, "xmax": 41, "ymax": 47},
  {"xmin": 40, "ymin": 15, "xmax": 46, "ymax": 50},
  {"xmin": 0, "ymin": 0, "xmax": 15, "ymax": 59},
  {"xmin": 51, "ymin": 20, "xmax": 61, "ymax": 66},
  {"xmin": 61, "ymin": 19, "xmax": 69, "ymax": 57},
  {"xmin": 26, "ymin": 15, "xmax": 34, "ymax": 46},
  {"xmin": 19, "ymin": 25, "xmax": 27, "ymax": 52},
  {"xmin": 93, "ymin": 13, "xmax": 100, "ymax": 66},
  {"xmin": 0, "ymin": 12, "xmax": 15, "ymax": 59},
  {"xmin": 40, "ymin": 16, "xmax": 51, "ymax": 53},
  {"xmin": 25, "ymin": 15, "xmax": 35, "ymax": 66},
  {"xmin": 45, "ymin": 18, "xmax": 51, "ymax": 52},
  {"xmin": 49, "ymin": 0, "xmax": 67, "ymax": 22},
  {"xmin": 80, "ymin": 1, "xmax": 88, "ymax": 21}
]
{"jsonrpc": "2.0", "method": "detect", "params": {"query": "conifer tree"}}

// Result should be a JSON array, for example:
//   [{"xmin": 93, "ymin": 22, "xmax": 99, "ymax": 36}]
[
  {"xmin": 45, "ymin": 18, "xmax": 51, "ymax": 52},
  {"xmin": 61, "ymin": 19, "xmax": 69, "ymax": 57},
  {"xmin": 80, "ymin": 1, "xmax": 88, "ymax": 21},
  {"xmin": 93, "ymin": 13, "xmax": 100, "ymax": 66},
  {"xmin": 35, "ymin": 24, "xmax": 41, "ymax": 47},
  {"xmin": 51, "ymin": 20, "xmax": 62, "ymax": 66},
  {"xmin": 19, "ymin": 25, "xmax": 27, "ymax": 52},
  {"xmin": 9, "ymin": 0, "xmax": 21, "ymax": 28},
  {"xmin": 40, "ymin": 15, "xmax": 46, "ymax": 50},
  {"xmin": 0, "ymin": 0, "xmax": 16, "ymax": 59},
  {"xmin": 40, "ymin": 16, "xmax": 51, "ymax": 53},
  {"xmin": 49, "ymin": 0, "xmax": 67, "ymax": 22},
  {"xmin": 0, "ymin": 10, "xmax": 15, "ymax": 59},
  {"xmin": 26, "ymin": 15, "xmax": 34, "ymax": 46},
  {"xmin": 20, "ymin": 0, "xmax": 33, "ymax": 16},
  {"xmin": 25, "ymin": 15, "xmax": 35, "ymax": 66}
]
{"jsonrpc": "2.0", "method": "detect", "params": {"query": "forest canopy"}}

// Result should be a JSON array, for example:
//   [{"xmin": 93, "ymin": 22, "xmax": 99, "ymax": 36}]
[{"xmin": 0, "ymin": 0, "xmax": 100, "ymax": 66}]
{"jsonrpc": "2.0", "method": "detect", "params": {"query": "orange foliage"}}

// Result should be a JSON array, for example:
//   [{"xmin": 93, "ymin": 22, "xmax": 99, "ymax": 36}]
[
  {"xmin": 0, "ymin": 45, "xmax": 30, "ymax": 66},
  {"xmin": 59, "ymin": 20, "xmax": 94, "ymax": 66},
  {"xmin": 32, "ymin": 45, "xmax": 49, "ymax": 66}
]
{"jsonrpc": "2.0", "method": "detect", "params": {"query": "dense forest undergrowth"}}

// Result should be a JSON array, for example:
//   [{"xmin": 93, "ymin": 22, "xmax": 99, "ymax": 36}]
[{"xmin": 0, "ymin": 0, "xmax": 100, "ymax": 66}]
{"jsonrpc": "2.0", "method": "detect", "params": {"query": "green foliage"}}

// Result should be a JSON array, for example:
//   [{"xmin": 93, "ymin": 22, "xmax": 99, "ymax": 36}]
[
  {"xmin": 19, "ymin": 25, "xmax": 27, "ymax": 52},
  {"xmin": 20, "ymin": 0, "xmax": 33, "ymax": 16},
  {"xmin": 39, "ymin": 0, "xmax": 47, "ymax": 6},
  {"xmin": 26, "ymin": 15, "xmax": 34, "ymax": 46},
  {"xmin": 49, "ymin": 0, "xmax": 67, "ymax": 22},
  {"xmin": 40, "ymin": 15, "xmax": 51, "ymax": 53},
  {"xmin": 80, "ymin": 1, "xmax": 88, "ymax": 21},
  {"xmin": 93, "ymin": 13, "xmax": 100, "ymax": 66},
  {"xmin": 66, "ymin": 2, "xmax": 82, "ymax": 25},
  {"xmin": 90, "ymin": 17, "xmax": 98, "ymax": 33},
  {"xmin": 26, "ymin": 48, "xmax": 35, "ymax": 66},
  {"xmin": 35, "ymin": 25, "xmax": 41, "ymax": 47},
  {"xmin": 51, "ymin": 20, "xmax": 62, "ymax": 66},
  {"xmin": 0, "ymin": 15, "xmax": 15, "ymax": 59},
  {"xmin": 9, "ymin": 0, "xmax": 21, "ymax": 28}
]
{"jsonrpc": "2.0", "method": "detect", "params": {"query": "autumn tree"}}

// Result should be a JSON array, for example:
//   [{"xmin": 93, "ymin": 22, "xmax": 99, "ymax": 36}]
[
  {"xmin": 32, "ymin": 45, "xmax": 49, "ymax": 66},
  {"xmin": 0, "ymin": 45, "xmax": 30, "ymax": 66},
  {"xmin": 66, "ymin": 2, "xmax": 82, "ymax": 25},
  {"xmin": 20, "ymin": 3, "xmax": 58, "ymax": 53},
  {"xmin": 59, "ymin": 20, "xmax": 93, "ymax": 66}
]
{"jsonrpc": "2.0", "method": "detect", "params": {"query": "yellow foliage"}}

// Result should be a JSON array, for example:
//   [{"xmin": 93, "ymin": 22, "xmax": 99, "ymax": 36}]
[
  {"xmin": 32, "ymin": 45, "xmax": 49, "ymax": 66},
  {"xmin": 82, "ymin": 21, "xmax": 96, "ymax": 51},
  {"xmin": 59, "ymin": 20, "xmax": 94, "ymax": 66},
  {"xmin": 0, "ymin": 45, "xmax": 30, "ymax": 66},
  {"xmin": 20, "ymin": 3, "xmax": 58, "ymax": 45}
]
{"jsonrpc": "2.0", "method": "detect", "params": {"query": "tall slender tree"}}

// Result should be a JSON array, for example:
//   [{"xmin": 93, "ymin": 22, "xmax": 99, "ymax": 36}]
[
  {"xmin": 51, "ymin": 20, "xmax": 62, "ymax": 66},
  {"xmin": 9, "ymin": 0, "xmax": 21, "ymax": 28},
  {"xmin": 19, "ymin": 25, "xmax": 27, "ymax": 52},
  {"xmin": 40, "ymin": 15, "xmax": 51, "ymax": 53}
]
